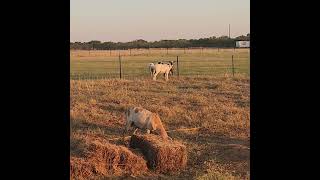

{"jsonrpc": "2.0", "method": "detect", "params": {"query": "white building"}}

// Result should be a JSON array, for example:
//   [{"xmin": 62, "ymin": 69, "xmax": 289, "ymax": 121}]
[{"xmin": 236, "ymin": 41, "xmax": 250, "ymax": 48}]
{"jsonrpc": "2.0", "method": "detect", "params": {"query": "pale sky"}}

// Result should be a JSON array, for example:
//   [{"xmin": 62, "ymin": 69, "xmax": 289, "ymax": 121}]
[{"xmin": 70, "ymin": 0, "xmax": 250, "ymax": 42}]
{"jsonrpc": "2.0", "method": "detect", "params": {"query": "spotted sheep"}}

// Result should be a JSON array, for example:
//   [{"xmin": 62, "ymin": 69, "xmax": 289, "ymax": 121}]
[
  {"xmin": 148, "ymin": 61, "xmax": 174, "ymax": 78},
  {"xmin": 151, "ymin": 61, "xmax": 174, "ymax": 81},
  {"xmin": 123, "ymin": 107, "xmax": 172, "ymax": 140}
]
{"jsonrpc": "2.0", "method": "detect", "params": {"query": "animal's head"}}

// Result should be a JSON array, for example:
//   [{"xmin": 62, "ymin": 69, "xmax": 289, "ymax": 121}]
[
  {"xmin": 168, "ymin": 62, "xmax": 174, "ymax": 71},
  {"xmin": 169, "ymin": 67, "xmax": 174, "ymax": 75},
  {"xmin": 160, "ymin": 130, "xmax": 173, "ymax": 141},
  {"xmin": 169, "ymin": 61, "xmax": 174, "ymax": 73},
  {"xmin": 160, "ymin": 130, "xmax": 169, "ymax": 140}
]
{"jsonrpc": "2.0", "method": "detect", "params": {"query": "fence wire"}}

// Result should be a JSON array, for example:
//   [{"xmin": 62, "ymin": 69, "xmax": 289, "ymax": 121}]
[{"xmin": 70, "ymin": 49, "xmax": 249, "ymax": 80}]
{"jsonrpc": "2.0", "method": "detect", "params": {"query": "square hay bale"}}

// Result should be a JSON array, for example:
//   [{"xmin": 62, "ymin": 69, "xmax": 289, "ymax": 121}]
[
  {"xmin": 130, "ymin": 134, "xmax": 187, "ymax": 174},
  {"xmin": 70, "ymin": 141, "xmax": 148, "ymax": 179}
]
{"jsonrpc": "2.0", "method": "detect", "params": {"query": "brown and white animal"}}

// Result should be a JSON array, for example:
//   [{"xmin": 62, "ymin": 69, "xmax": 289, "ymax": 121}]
[
  {"xmin": 152, "ymin": 61, "xmax": 174, "ymax": 81},
  {"xmin": 149, "ymin": 61, "xmax": 173, "ymax": 77},
  {"xmin": 158, "ymin": 61, "xmax": 174, "ymax": 76},
  {"xmin": 123, "ymin": 107, "xmax": 171, "ymax": 140}
]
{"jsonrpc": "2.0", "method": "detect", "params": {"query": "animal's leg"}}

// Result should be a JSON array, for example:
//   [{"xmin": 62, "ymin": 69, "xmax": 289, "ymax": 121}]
[
  {"xmin": 153, "ymin": 72, "xmax": 159, "ymax": 80},
  {"xmin": 165, "ymin": 72, "xmax": 169, "ymax": 81},
  {"xmin": 150, "ymin": 68, "xmax": 155, "ymax": 77},
  {"xmin": 133, "ymin": 128, "xmax": 138, "ymax": 135},
  {"xmin": 122, "ymin": 120, "xmax": 131, "ymax": 143}
]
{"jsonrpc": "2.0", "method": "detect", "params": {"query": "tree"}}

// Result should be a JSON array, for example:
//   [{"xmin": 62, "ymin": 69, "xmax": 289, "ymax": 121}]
[{"xmin": 70, "ymin": 33, "xmax": 250, "ymax": 49}]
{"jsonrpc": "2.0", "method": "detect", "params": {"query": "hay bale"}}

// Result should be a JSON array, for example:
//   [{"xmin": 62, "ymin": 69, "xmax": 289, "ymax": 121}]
[
  {"xmin": 70, "ymin": 157, "xmax": 95, "ymax": 180},
  {"xmin": 86, "ymin": 141, "xmax": 148, "ymax": 175},
  {"xmin": 130, "ymin": 134, "xmax": 187, "ymax": 174},
  {"xmin": 70, "ymin": 141, "xmax": 148, "ymax": 179}
]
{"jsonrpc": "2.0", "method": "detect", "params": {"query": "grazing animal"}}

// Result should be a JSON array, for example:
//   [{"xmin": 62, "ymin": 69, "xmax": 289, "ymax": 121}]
[
  {"xmin": 152, "ymin": 61, "xmax": 174, "ymax": 81},
  {"xmin": 123, "ymin": 107, "xmax": 171, "ymax": 140}
]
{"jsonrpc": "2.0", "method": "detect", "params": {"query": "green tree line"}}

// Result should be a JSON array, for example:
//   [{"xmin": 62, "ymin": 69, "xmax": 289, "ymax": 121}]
[{"xmin": 70, "ymin": 34, "xmax": 249, "ymax": 50}]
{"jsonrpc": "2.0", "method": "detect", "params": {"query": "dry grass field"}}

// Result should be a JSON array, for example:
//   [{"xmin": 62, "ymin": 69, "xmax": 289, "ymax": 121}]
[
  {"xmin": 70, "ymin": 48, "xmax": 250, "ymax": 79},
  {"xmin": 70, "ymin": 74, "xmax": 250, "ymax": 179}
]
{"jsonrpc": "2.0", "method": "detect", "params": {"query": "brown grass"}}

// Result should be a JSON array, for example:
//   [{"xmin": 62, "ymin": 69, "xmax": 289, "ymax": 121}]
[
  {"xmin": 130, "ymin": 134, "xmax": 187, "ymax": 174},
  {"xmin": 70, "ymin": 75, "xmax": 250, "ymax": 179}
]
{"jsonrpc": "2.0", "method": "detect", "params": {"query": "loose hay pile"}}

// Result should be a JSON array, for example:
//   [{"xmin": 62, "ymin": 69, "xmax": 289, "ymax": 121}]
[
  {"xmin": 130, "ymin": 134, "xmax": 187, "ymax": 174},
  {"xmin": 70, "ymin": 141, "xmax": 148, "ymax": 180}
]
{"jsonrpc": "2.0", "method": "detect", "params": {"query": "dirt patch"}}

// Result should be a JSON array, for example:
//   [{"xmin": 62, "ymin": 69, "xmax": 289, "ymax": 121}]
[{"xmin": 130, "ymin": 134, "xmax": 187, "ymax": 174}]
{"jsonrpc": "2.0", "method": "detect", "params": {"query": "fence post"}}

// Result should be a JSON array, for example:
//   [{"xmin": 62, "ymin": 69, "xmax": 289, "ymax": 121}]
[
  {"xmin": 119, "ymin": 55, "xmax": 122, "ymax": 79},
  {"xmin": 176, "ymin": 56, "xmax": 179, "ymax": 77},
  {"xmin": 231, "ymin": 55, "xmax": 235, "ymax": 77}
]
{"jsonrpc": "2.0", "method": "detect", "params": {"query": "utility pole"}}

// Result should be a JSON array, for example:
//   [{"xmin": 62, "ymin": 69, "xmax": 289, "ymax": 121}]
[{"xmin": 229, "ymin": 24, "xmax": 231, "ymax": 38}]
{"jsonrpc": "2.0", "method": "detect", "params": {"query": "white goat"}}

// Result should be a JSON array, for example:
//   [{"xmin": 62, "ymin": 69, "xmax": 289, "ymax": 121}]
[
  {"xmin": 152, "ymin": 61, "xmax": 174, "ymax": 81},
  {"xmin": 123, "ymin": 107, "xmax": 171, "ymax": 140}
]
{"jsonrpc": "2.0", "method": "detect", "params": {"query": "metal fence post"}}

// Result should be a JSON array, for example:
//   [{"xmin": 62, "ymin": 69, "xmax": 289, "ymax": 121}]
[
  {"xmin": 119, "ymin": 55, "xmax": 122, "ymax": 79},
  {"xmin": 176, "ymin": 56, "xmax": 179, "ymax": 77},
  {"xmin": 232, "ymin": 55, "xmax": 235, "ymax": 77}
]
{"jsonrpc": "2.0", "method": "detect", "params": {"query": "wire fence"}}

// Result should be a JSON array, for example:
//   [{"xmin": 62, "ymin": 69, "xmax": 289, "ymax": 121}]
[
  {"xmin": 70, "ymin": 47, "xmax": 248, "ymax": 57},
  {"xmin": 70, "ymin": 54, "xmax": 249, "ymax": 80}
]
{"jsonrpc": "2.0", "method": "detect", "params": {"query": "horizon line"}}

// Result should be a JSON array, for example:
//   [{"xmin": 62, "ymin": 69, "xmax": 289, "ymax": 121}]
[{"xmin": 70, "ymin": 33, "xmax": 250, "ymax": 43}]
